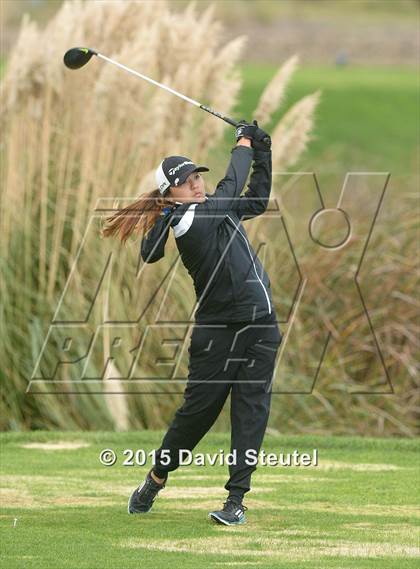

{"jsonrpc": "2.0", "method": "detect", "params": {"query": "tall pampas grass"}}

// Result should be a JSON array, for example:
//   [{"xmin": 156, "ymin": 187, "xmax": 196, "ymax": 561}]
[
  {"xmin": 252, "ymin": 53, "xmax": 320, "ymax": 171},
  {"xmin": 1, "ymin": 0, "xmax": 249, "ymax": 431},
  {"xmin": 270, "ymin": 91, "xmax": 321, "ymax": 169},
  {"xmin": 2, "ymin": 0, "xmax": 416, "ymax": 436}
]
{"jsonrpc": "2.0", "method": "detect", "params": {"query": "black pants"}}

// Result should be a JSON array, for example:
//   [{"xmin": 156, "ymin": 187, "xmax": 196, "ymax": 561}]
[{"xmin": 152, "ymin": 310, "xmax": 282, "ymax": 502}]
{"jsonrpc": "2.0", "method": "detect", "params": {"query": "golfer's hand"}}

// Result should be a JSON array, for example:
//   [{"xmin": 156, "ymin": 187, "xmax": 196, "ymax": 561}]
[
  {"xmin": 250, "ymin": 120, "xmax": 271, "ymax": 151},
  {"xmin": 235, "ymin": 119, "xmax": 256, "ymax": 142}
]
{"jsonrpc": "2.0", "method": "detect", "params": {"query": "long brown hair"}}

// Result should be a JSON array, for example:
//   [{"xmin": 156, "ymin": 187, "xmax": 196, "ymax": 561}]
[{"xmin": 101, "ymin": 188, "xmax": 173, "ymax": 243}]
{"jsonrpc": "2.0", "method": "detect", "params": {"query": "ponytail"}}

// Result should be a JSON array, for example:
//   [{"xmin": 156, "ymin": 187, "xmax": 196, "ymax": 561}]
[{"xmin": 101, "ymin": 188, "xmax": 173, "ymax": 244}]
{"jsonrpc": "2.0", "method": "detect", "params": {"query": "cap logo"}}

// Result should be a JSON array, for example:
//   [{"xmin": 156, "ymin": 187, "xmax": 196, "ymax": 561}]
[{"xmin": 168, "ymin": 161, "xmax": 194, "ymax": 176}]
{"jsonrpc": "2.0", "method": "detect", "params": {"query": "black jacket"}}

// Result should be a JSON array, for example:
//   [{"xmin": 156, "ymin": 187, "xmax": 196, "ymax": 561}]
[{"xmin": 141, "ymin": 145, "xmax": 274, "ymax": 324}]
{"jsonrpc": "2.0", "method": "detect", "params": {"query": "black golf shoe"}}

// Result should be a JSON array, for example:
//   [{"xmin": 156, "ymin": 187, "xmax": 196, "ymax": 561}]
[
  {"xmin": 208, "ymin": 499, "xmax": 248, "ymax": 525},
  {"xmin": 128, "ymin": 468, "xmax": 167, "ymax": 514}
]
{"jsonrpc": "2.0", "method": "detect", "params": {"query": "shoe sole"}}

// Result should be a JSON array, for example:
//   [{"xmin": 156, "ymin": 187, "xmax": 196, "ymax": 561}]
[{"xmin": 208, "ymin": 512, "xmax": 246, "ymax": 526}]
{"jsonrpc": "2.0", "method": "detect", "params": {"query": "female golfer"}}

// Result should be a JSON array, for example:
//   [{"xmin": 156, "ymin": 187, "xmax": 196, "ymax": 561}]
[{"xmin": 102, "ymin": 120, "xmax": 282, "ymax": 525}]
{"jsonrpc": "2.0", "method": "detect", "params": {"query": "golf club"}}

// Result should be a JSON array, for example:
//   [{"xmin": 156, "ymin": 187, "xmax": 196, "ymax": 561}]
[{"xmin": 63, "ymin": 47, "xmax": 241, "ymax": 127}]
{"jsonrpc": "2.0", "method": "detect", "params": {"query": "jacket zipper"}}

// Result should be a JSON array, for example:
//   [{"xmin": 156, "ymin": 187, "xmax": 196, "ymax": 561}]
[{"xmin": 226, "ymin": 215, "xmax": 272, "ymax": 314}]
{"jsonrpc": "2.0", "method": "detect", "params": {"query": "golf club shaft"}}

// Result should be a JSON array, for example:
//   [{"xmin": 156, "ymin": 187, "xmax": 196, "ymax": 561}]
[{"xmin": 96, "ymin": 53, "xmax": 238, "ymax": 127}]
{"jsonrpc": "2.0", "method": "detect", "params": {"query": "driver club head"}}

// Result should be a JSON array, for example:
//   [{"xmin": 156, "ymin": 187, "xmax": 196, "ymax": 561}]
[{"xmin": 63, "ymin": 47, "xmax": 98, "ymax": 69}]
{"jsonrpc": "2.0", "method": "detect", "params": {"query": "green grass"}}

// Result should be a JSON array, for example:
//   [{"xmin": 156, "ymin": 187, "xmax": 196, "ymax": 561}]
[
  {"xmin": 1, "ymin": 432, "xmax": 419, "ymax": 568},
  {"xmin": 235, "ymin": 64, "xmax": 419, "ymax": 177}
]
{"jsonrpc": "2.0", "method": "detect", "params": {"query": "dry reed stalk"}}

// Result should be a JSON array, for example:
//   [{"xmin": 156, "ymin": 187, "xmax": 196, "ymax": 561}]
[
  {"xmin": 23, "ymin": 114, "xmax": 38, "ymax": 319},
  {"xmin": 102, "ymin": 264, "xmax": 129, "ymax": 431},
  {"xmin": 46, "ymin": 111, "xmax": 76, "ymax": 301},
  {"xmin": 253, "ymin": 54, "xmax": 299, "ymax": 126},
  {"xmin": 271, "ymin": 91, "xmax": 321, "ymax": 170},
  {"xmin": 1, "ymin": 118, "xmax": 21, "ymax": 255}
]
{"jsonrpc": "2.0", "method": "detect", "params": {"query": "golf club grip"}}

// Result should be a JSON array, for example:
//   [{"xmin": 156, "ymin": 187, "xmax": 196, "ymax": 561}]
[{"xmin": 200, "ymin": 105, "xmax": 238, "ymax": 127}]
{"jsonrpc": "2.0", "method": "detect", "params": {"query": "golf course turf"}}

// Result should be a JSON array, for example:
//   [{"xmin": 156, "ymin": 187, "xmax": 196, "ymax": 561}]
[{"xmin": 1, "ymin": 431, "xmax": 419, "ymax": 568}]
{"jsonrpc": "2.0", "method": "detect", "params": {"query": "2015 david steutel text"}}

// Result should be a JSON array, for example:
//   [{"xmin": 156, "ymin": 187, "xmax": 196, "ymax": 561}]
[{"xmin": 118, "ymin": 448, "xmax": 318, "ymax": 467}]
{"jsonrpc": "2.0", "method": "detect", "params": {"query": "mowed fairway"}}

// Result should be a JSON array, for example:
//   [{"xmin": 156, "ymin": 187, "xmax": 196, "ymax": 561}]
[{"xmin": 1, "ymin": 432, "xmax": 419, "ymax": 568}]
